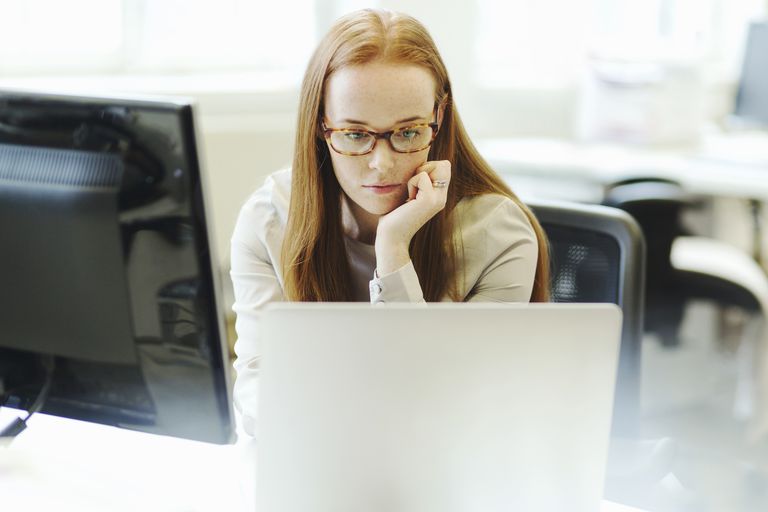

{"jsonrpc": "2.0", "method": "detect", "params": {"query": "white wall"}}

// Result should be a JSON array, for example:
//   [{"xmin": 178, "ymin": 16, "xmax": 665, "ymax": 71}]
[{"xmin": 194, "ymin": 90, "xmax": 299, "ymax": 271}]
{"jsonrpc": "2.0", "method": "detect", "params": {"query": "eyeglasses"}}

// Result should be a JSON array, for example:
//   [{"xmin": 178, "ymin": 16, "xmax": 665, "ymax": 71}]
[{"xmin": 322, "ymin": 116, "xmax": 439, "ymax": 156}]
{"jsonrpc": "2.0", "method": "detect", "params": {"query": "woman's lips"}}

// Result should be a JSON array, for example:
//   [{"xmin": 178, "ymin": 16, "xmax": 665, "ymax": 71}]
[{"xmin": 363, "ymin": 184, "xmax": 402, "ymax": 195}]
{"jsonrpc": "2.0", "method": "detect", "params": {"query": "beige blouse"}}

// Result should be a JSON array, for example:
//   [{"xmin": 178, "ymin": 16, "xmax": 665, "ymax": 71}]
[{"xmin": 230, "ymin": 168, "xmax": 538, "ymax": 435}]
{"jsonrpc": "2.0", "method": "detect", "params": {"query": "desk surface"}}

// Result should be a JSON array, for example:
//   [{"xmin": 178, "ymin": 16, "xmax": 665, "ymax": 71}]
[
  {"xmin": 0, "ymin": 410, "xmax": 647, "ymax": 512},
  {"xmin": 477, "ymin": 133, "xmax": 768, "ymax": 202}
]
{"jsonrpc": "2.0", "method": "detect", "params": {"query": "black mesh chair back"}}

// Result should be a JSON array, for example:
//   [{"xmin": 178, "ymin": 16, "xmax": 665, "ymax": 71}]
[
  {"xmin": 529, "ymin": 200, "xmax": 646, "ymax": 437},
  {"xmin": 546, "ymin": 224, "xmax": 621, "ymax": 304}
]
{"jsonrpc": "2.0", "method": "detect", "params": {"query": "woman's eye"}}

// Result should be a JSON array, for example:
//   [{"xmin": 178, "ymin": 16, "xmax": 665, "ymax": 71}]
[
  {"xmin": 401, "ymin": 128, "xmax": 421, "ymax": 139},
  {"xmin": 343, "ymin": 131, "xmax": 367, "ymax": 141}
]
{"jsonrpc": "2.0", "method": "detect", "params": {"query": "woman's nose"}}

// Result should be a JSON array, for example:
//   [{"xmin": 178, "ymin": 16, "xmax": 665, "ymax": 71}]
[{"xmin": 367, "ymin": 139, "xmax": 395, "ymax": 172}]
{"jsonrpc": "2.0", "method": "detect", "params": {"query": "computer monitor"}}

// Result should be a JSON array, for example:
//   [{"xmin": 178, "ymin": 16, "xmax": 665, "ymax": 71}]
[
  {"xmin": 0, "ymin": 90, "xmax": 234, "ymax": 444},
  {"xmin": 733, "ymin": 21, "xmax": 768, "ymax": 127}
]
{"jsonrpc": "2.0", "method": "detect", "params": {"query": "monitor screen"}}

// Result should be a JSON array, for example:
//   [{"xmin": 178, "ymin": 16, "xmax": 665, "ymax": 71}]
[
  {"xmin": 734, "ymin": 21, "xmax": 768, "ymax": 127},
  {"xmin": 0, "ymin": 90, "xmax": 234, "ymax": 444}
]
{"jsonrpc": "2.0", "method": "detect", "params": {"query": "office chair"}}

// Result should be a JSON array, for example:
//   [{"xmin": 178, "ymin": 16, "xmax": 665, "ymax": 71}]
[
  {"xmin": 528, "ymin": 199, "xmax": 646, "ymax": 437},
  {"xmin": 602, "ymin": 178, "xmax": 768, "ymax": 430},
  {"xmin": 527, "ymin": 199, "xmax": 694, "ymax": 510},
  {"xmin": 601, "ymin": 178, "xmax": 764, "ymax": 342}
]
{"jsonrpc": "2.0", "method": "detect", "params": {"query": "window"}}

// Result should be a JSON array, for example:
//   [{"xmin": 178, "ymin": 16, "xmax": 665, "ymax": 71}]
[
  {"xmin": 0, "ymin": 0, "xmax": 315, "ymax": 79},
  {"xmin": 474, "ymin": 0, "xmax": 767, "ymax": 89},
  {"xmin": 474, "ymin": 0, "xmax": 590, "ymax": 88},
  {"xmin": 0, "ymin": 0, "xmax": 124, "ymax": 73}
]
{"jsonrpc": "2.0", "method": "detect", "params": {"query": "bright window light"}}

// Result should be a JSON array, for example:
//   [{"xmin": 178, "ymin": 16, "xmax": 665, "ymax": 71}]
[
  {"xmin": 0, "ymin": 0, "xmax": 315, "ymax": 78},
  {"xmin": 474, "ymin": 0, "xmax": 766, "ymax": 88},
  {"xmin": 0, "ymin": 0, "xmax": 123, "ymax": 73},
  {"xmin": 474, "ymin": 0, "xmax": 590, "ymax": 89},
  {"xmin": 133, "ymin": 0, "xmax": 315, "ymax": 73}
]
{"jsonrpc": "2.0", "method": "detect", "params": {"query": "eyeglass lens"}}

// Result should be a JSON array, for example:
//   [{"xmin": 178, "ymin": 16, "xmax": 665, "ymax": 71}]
[{"xmin": 330, "ymin": 125, "xmax": 434, "ymax": 154}]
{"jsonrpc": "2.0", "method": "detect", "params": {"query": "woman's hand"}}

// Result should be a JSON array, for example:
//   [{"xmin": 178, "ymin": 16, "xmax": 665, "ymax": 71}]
[{"xmin": 375, "ymin": 160, "xmax": 451, "ymax": 276}]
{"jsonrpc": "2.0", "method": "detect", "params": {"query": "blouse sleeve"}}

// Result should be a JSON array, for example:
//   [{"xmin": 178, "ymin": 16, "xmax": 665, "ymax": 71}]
[
  {"xmin": 229, "ymin": 191, "xmax": 286, "ymax": 437},
  {"xmin": 464, "ymin": 196, "xmax": 539, "ymax": 303},
  {"xmin": 369, "ymin": 260, "xmax": 426, "ymax": 303}
]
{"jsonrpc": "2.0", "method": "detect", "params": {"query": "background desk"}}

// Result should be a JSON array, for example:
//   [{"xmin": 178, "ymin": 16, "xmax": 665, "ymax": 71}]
[
  {"xmin": 477, "ymin": 134, "xmax": 768, "ymax": 265},
  {"xmin": 477, "ymin": 134, "xmax": 768, "ymax": 202},
  {"xmin": 1, "ymin": 410, "xmax": 645, "ymax": 512}
]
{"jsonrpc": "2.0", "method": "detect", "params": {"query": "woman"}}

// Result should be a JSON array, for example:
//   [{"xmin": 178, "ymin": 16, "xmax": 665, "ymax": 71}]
[{"xmin": 231, "ymin": 8, "xmax": 550, "ymax": 435}]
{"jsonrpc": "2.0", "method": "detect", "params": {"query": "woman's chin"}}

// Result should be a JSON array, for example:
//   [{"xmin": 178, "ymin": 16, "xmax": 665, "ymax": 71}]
[{"xmin": 367, "ymin": 197, "xmax": 407, "ymax": 216}]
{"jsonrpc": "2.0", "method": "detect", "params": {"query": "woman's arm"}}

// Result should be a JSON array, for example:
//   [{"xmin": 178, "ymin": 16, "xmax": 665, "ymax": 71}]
[
  {"xmin": 367, "ymin": 161, "xmax": 451, "ymax": 303},
  {"xmin": 230, "ymin": 183, "xmax": 287, "ymax": 437},
  {"xmin": 368, "ymin": 260, "xmax": 426, "ymax": 303},
  {"xmin": 464, "ymin": 197, "xmax": 539, "ymax": 303},
  {"xmin": 375, "ymin": 161, "xmax": 451, "ymax": 275},
  {"xmin": 230, "ymin": 236, "xmax": 284, "ymax": 436}
]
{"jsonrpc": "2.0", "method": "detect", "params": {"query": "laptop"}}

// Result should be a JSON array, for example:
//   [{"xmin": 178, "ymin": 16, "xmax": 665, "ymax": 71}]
[{"xmin": 256, "ymin": 303, "xmax": 622, "ymax": 512}]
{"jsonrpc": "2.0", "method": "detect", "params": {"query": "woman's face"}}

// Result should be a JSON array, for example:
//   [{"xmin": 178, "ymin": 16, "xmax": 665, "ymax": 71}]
[{"xmin": 323, "ymin": 62, "xmax": 437, "ymax": 219}]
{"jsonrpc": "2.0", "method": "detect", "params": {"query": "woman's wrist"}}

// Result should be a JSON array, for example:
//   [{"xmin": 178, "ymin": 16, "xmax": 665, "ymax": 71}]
[{"xmin": 374, "ymin": 236, "xmax": 411, "ymax": 276}]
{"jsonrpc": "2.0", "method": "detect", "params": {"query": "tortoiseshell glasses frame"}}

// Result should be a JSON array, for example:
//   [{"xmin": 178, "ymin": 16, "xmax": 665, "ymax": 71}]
[{"xmin": 321, "ymin": 107, "xmax": 440, "ymax": 156}]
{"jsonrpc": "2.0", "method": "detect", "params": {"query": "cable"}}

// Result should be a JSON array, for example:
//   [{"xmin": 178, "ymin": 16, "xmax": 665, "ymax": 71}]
[{"xmin": 0, "ymin": 356, "xmax": 55, "ymax": 439}]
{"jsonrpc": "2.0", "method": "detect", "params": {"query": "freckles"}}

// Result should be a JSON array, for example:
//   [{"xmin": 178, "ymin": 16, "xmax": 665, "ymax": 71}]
[{"xmin": 407, "ymin": 151, "xmax": 429, "ymax": 173}]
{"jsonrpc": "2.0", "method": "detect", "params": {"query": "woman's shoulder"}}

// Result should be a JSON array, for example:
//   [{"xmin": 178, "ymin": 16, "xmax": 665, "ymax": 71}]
[
  {"xmin": 232, "ymin": 168, "xmax": 292, "ymax": 246},
  {"xmin": 456, "ymin": 193, "xmax": 534, "ymax": 233},
  {"xmin": 240, "ymin": 168, "xmax": 291, "ymax": 219},
  {"xmin": 454, "ymin": 192, "xmax": 538, "ymax": 256}
]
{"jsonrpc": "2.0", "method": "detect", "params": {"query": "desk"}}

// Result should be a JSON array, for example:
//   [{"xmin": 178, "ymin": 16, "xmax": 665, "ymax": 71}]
[
  {"xmin": 476, "ymin": 134, "xmax": 768, "ymax": 264},
  {"xmin": 477, "ymin": 134, "xmax": 768, "ymax": 201},
  {"xmin": 1, "ymin": 410, "xmax": 646, "ymax": 512},
  {"xmin": 0, "ymin": 410, "xmax": 244, "ymax": 512}
]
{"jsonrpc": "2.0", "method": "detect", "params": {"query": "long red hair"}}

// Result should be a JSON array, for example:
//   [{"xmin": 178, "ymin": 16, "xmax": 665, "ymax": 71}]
[{"xmin": 282, "ymin": 9, "xmax": 550, "ymax": 302}]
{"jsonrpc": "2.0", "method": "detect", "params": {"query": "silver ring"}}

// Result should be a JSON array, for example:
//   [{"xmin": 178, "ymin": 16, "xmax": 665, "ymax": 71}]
[{"xmin": 432, "ymin": 180, "xmax": 448, "ymax": 189}]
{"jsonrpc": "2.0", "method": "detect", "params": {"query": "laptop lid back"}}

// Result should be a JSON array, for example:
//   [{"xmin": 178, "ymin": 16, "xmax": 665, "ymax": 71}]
[{"xmin": 257, "ymin": 303, "xmax": 622, "ymax": 512}]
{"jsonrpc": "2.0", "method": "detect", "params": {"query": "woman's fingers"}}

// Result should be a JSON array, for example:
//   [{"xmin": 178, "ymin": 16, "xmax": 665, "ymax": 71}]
[
  {"xmin": 406, "ymin": 172, "xmax": 421, "ymax": 201},
  {"xmin": 408, "ymin": 160, "xmax": 451, "ymax": 201},
  {"xmin": 406, "ymin": 171, "xmax": 437, "ymax": 202},
  {"xmin": 377, "ymin": 160, "xmax": 452, "ymax": 248},
  {"xmin": 417, "ymin": 160, "xmax": 451, "ymax": 187}
]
